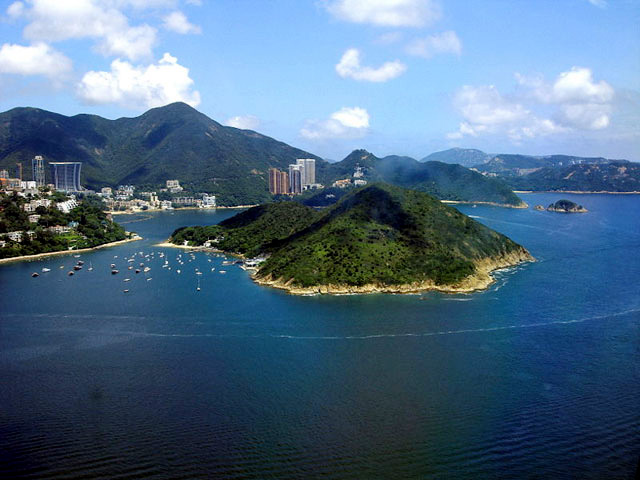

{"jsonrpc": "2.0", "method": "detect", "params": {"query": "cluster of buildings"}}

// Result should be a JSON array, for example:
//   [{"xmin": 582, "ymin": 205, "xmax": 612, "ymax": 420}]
[
  {"xmin": 98, "ymin": 180, "xmax": 216, "ymax": 212},
  {"xmin": 268, "ymin": 158, "xmax": 319, "ymax": 195},
  {"xmin": 0, "ymin": 156, "xmax": 83, "ymax": 193},
  {"xmin": 332, "ymin": 164, "xmax": 368, "ymax": 188},
  {"xmin": 0, "ymin": 192, "xmax": 83, "ymax": 248}
]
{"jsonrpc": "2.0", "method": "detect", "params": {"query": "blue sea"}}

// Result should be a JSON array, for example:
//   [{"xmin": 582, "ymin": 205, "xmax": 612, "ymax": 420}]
[{"xmin": 1, "ymin": 193, "xmax": 639, "ymax": 479}]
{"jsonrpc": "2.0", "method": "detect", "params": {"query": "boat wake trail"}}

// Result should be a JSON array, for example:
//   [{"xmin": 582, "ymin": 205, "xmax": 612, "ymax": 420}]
[{"xmin": 116, "ymin": 307, "xmax": 639, "ymax": 341}]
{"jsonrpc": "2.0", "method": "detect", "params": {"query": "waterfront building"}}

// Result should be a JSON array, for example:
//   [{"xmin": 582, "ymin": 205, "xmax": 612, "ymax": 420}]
[
  {"xmin": 32, "ymin": 156, "xmax": 46, "ymax": 187},
  {"xmin": 202, "ymin": 194, "xmax": 217, "ymax": 208},
  {"xmin": 50, "ymin": 162, "xmax": 82, "ymax": 192}
]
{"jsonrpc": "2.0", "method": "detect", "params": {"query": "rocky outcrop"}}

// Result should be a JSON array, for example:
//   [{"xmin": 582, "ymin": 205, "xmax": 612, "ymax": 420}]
[{"xmin": 547, "ymin": 199, "xmax": 588, "ymax": 213}]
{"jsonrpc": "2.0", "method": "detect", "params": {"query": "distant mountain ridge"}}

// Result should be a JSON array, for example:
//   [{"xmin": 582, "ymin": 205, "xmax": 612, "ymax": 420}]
[
  {"xmin": 320, "ymin": 149, "xmax": 525, "ymax": 206},
  {"xmin": 418, "ymin": 148, "xmax": 637, "ymax": 192},
  {"xmin": 421, "ymin": 148, "xmax": 491, "ymax": 168}
]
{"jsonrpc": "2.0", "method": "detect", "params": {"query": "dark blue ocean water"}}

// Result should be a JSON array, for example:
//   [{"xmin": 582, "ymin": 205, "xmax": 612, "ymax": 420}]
[{"xmin": 1, "ymin": 193, "xmax": 639, "ymax": 479}]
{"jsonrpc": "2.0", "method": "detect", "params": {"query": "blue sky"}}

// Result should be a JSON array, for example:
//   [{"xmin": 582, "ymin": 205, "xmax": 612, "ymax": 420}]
[{"xmin": 1, "ymin": 0, "xmax": 638, "ymax": 161}]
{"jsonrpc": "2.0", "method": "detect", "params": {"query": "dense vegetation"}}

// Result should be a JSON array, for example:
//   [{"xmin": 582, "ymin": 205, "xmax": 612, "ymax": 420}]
[
  {"xmin": 171, "ymin": 183, "xmax": 529, "ymax": 288},
  {"xmin": 0, "ymin": 193, "xmax": 127, "ymax": 259},
  {"xmin": 319, "ymin": 150, "xmax": 525, "ymax": 206},
  {"xmin": 171, "ymin": 202, "xmax": 320, "ymax": 257}
]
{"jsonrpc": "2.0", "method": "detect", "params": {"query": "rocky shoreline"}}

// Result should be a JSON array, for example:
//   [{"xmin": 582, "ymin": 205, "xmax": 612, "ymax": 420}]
[{"xmin": 251, "ymin": 248, "xmax": 534, "ymax": 296}]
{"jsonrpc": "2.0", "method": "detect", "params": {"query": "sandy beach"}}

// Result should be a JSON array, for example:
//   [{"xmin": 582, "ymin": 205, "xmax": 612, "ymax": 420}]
[{"xmin": 0, "ymin": 235, "xmax": 143, "ymax": 265}]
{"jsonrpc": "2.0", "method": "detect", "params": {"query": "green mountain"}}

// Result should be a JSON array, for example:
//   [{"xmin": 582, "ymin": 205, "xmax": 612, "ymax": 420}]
[
  {"xmin": 507, "ymin": 161, "xmax": 640, "ymax": 192},
  {"xmin": 0, "ymin": 103, "xmax": 322, "ymax": 206},
  {"xmin": 171, "ymin": 183, "xmax": 533, "ymax": 294},
  {"xmin": 420, "ymin": 148, "xmax": 491, "ymax": 167},
  {"xmin": 320, "ymin": 149, "xmax": 525, "ymax": 206},
  {"xmin": 474, "ymin": 153, "xmax": 616, "ymax": 176}
]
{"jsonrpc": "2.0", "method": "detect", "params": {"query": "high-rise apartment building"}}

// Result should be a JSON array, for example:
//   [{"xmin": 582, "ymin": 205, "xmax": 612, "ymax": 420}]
[
  {"xmin": 32, "ymin": 155, "xmax": 45, "ymax": 187},
  {"xmin": 50, "ymin": 162, "xmax": 82, "ymax": 192},
  {"xmin": 288, "ymin": 164, "xmax": 302, "ymax": 194},
  {"xmin": 295, "ymin": 158, "xmax": 316, "ymax": 187},
  {"xmin": 269, "ymin": 167, "xmax": 290, "ymax": 195},
  {"xmin": 268, "ymin": 168, "xmax": 279, "ymax": 194}
]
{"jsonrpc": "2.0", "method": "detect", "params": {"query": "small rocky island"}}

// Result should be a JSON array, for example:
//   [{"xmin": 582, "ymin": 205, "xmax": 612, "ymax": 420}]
[
  {"xmin": 547, "ymin": 199, "xmax": 588, "ymax": 213},
  {"xmin": 170, "ymin": 184, "xmax": 534, "ymax": 295}
]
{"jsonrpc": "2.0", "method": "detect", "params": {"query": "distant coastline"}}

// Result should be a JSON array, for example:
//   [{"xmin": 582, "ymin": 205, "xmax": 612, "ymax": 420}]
[
  {"xmin": 0, "ymin": 235, "xmax": 142, "ymax": 265},
  {"xmin": 108, "ymin": 205, "xmax": 257, "ymax": 215},
  {"xmin": 513, "ymin": 190, "xmax": 640, "ymax": 195},
  {"xmin": 440, "ymin": 200, "xmax": 528, "ymax": 209}
]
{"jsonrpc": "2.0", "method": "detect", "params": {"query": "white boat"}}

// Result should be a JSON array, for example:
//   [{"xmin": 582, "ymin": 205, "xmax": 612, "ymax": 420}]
[
  {"xmin": 219, "ymin": 270, "xmax": 227, "ymax": 274},
  {"xmin": 124, "ymin": 278, "xmax": 130, "ymax": 282},
  {"xmin": 41, "ymin": 267, "xmax": 51, "ymax": 272}
]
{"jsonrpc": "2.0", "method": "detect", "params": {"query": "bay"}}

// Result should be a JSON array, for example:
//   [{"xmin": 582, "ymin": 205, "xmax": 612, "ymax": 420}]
[{"xmin": 1, "ymin": 193, "xmax": 639, "ymax": 479}]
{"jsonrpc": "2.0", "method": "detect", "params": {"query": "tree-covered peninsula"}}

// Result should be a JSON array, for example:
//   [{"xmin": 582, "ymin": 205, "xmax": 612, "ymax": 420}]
[{"xmin": 170, "ymin": 184, "xmax": 533, "ymax": 294}]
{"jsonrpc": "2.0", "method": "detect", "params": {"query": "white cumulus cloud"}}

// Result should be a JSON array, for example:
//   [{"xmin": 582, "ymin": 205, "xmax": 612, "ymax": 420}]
[
  {"xmin": 76, "ymin": 52, "xmax": 201, "ymax": 110},
  {"xmin": 406, "ymin": 31, "xmax": 462, "ymax": 58},
  {"xmin": 324, "ymin": 0, "xmax": 441, "ymax": 28},
  {"xmin": 449, "ymin": 67, "xmax": 615, "ymax": 142},
  {"xmin": 6, "ymin": 1, "xmax": 25, "ymax": 18},
  {"xmin": 226, "ymin": 115, "xmax": 260, "ymax": 130},
  {"xmin": 11, "ymin": 0, "xmax": 158, "ymax": 61},
  {"xmin": 301, "ymin": 106, "xmax": 370, "ymax": 140},
  {"xmin": 0, "ymin": 42, "xmax": 72, "ymax": 78},
  {"xmin": 336, "ymin": 48, "xmax": 406, "ymax": 82},
  {"xmin": 587, "ymin": 0, "xmax": 606, "ymax": 7},
  {"xmin": 162, "ymin": 10, "xmax": 201, "ymax": 34}
]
